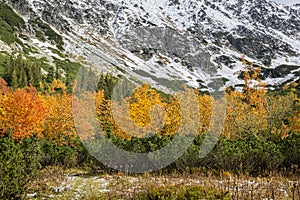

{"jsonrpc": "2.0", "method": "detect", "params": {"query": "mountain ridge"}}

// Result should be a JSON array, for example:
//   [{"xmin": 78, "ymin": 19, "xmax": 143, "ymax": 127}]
[{"xmin": 0, "ymin": 0, "xmax": 299, "ymax": 92}]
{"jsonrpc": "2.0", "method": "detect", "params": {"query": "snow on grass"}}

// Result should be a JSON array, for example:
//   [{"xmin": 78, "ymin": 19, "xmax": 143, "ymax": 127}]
[
  {"xmin": 30, "ymin": 168, "xmax": 300, "ymax": 200},
  {"xmin": 21, "ymin": 0, "xmax": 300, "ymax": 93}
]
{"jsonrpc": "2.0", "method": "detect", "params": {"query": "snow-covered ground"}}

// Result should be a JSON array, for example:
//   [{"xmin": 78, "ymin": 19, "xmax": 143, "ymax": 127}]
[{"xmin": 5, "ymin": 0, "xmax": 300, "ymax": 91}]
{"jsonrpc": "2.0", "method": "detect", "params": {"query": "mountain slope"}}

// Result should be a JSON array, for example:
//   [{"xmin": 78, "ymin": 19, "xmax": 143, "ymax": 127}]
[{"xmin": 1, "ymin": 0, "xmax": 300, "ymax": 92}]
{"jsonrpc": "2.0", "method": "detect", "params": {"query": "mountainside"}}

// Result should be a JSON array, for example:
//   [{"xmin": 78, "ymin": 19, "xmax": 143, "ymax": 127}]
[{"xmin": 1, "ymin": 0, "xmax": 300, "ymax": 92}]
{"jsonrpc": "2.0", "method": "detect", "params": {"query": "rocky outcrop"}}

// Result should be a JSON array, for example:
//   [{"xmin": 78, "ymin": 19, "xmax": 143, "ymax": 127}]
[{"xmin": 3, "ymin": 0, "xmax": 300, "ymax": 90}]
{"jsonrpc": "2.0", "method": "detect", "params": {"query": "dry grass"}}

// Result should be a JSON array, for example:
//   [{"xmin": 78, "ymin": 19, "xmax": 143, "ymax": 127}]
[{"xmin": 26, "ymin": 167, "xmax": 300, "ymax": 199}]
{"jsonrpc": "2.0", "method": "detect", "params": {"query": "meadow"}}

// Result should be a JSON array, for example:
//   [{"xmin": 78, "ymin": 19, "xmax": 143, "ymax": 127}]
[{"xmin": 0, "ymin": 54, "xmax": 299, "ymax": 199}]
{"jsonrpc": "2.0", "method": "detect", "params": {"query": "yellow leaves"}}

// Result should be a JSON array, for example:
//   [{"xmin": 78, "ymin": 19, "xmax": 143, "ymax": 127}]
[
  {"xmin": 222, "ymin": 57, "xmax": 300, "ymax": 138},
  {"xmin": 44, "ymin": 93, "xmax": 76, "ymax": 141},
  {"xmin": 51, "ymin": 78, "xmax": 67, "ymax": 94},
  {"xmin": 110, "ymin": 84, "xmax": 167, "ymax": 138},
  {"xmin": 289, "ymin": 114, "xmax": 300, "ymax": 133},
  {"xmin": 222, "ymin": 58, "xmax": 271, "ymax": 138},
  {"xmin": 224, "ymin": 87, "xmax": 269, "ymax": 138},
  {"xmin": 288, "ymin": 90, "xmax": 300, "ymax": 133},
  {"xmin": 198, "ymin": 94, "xmax": 213, "ymax": 134},
  {"xmin": 95, "ymin": 84, "xmax": 200, "ymax": 138},
  {"xmin": 0, "ymin": 69, "xmax": 297, "ymax": 143},
  {"xmin": 164, "ymin": 96, "xmax": 181, "ymax": 136},
  {"xmin": 129, "ymin": 84, "xmax": 166, "ymax": 127}
]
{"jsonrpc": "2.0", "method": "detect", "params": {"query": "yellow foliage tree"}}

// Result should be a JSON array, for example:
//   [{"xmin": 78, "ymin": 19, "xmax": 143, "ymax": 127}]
[
  {"xmin": 43, "ymin": 93, "xmax": 76, "ymax": 143},
  {"xmin": 223, "ymin": 59, "xmax": 268, "ymax": 138},
  {"xmin": 198, "ymin": 94, "xmax": 213, "ymax": 134},
  {"xmin": 110, "ymin": 84, "xmax": 167, "ymax": 138}
]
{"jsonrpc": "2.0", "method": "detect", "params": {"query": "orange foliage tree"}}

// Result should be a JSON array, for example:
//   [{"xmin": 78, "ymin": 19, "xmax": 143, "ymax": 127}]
[
  {"xmin": 0, "ymin": 67, "xmax": 297, "ymax": 143},
  {"xmin": 0, "ymin": 86, "xmax": 46, "ymax": 140}
]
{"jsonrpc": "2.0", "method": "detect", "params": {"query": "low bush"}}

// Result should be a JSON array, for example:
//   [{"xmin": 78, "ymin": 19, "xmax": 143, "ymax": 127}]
[
  {"xmin": 0, "ymin": 134, "xmax": 41, "ymax": 199},
  {"xmin": 200, "ymin": 134, "xmax": 284, "ymax": 175},
  {"xmin": 82, "ymin": 133, "xmax": 288, "ymax": 175},
  {"xmin": 279, "ymin": 132, "xmax": 300, "ymax": 168}
]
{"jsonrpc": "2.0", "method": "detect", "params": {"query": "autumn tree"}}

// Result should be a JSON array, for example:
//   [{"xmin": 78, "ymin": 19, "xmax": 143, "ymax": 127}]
[
  {"xmin": 224, "ymin": 59, "xmax": 268, "ymax": 138},
  {"xmin": 43, "ymin": 93, "xmax": 76, "ymax": 143},
  {"xmin": 198, "ymin": 94, "xmax": 213, "ymax": 134},
  {"xmin": 0, "ymin": 86, "xmax": 46, "ymax": 140},
  {"xmin": 110, "ymin": 84, "xmax": 167, "ymax": 138}
]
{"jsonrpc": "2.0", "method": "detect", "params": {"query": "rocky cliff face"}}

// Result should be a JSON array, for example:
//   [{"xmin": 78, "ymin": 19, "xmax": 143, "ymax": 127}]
[{"xmin": 2, "ymin": 0, "xmax": 300, "ymax": 91}]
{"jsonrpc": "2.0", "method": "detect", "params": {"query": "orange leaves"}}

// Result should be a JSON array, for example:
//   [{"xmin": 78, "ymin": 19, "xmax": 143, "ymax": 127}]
[
  {"xmin": 0, "ymin": 86, "xmax": 46, "ymax": 140},
  {"xmin": 0, "ymin": 71, "xmax": 298, "ymax": 143},
  {"xmin": 0, "ymin": 80, "xmax": 76, "ymax": 141},
  {"xmin": 0, "ymin": 78, "xmax": 9, "ymax": 94}
]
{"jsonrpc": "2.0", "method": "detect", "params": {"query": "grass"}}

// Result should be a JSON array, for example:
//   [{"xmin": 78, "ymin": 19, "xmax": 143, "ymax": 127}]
[
  {"xmin": 34, "ymin": 29, "xmax": 46, "ymax": 42},
  {"xmin": 48, "ymin": 47, "xmax": 66, "ymax": 58},
  {"xmin": 0, "ymin": 4, "xmax": 25, "ymax": 45},
  {"xmin": 0, "ymin": 4, "xmax": 25, "ymax": 27},
  {"xmin": 25, "ymin": 167, "xmax": 300, "ymax": 199},
  {"xmin": 134, "ymin": 185, "xmax": 230, "ymax": 200},
  {"xmin": 31, "ymin": 18, "xmax": 64, "ymax": 50}
]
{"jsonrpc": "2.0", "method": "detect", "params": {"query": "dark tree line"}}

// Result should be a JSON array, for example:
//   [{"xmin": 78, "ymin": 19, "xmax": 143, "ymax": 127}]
[
  {"xmin": 3, "ymin": 55, "xmax": 45, "ymax": 89},
  {"xmin": 1, "ymin": 56, "xmax": 79, "ymax": 92}
]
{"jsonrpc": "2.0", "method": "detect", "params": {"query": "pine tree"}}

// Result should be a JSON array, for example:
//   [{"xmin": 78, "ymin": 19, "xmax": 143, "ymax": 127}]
[
  {"xmin": 25, "ymin": 62, "xmax": 34, "ymax": 86},
  {"xmin": 11, "ymin": 70, "xmax": 18, "ymax": 89},
  {"xmin": 46, "ymin": 66, "xmax": 55, "ymax": 84},
  {"xmin": 18, "ymin": 66, "xmax": 28, "ymax": 88},
  {"xmin": 32, "ymin": 62, "xmax": 42, "ymax": 88}
]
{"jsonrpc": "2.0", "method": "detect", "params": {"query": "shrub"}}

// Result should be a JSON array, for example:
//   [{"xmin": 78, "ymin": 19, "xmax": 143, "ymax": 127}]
[
  {"xmin": 279, "ymin": 132, "xmax": 300, "ymax": 168},
  {"xmin": 39, "ymin": 137, "xmax": 89, "ymax": 168},
  {"xmin": 0, "ymin": 4, "xmax": 25, "ymax": 45},
  {"xmin": 0, "ymin": 4, "xmax": 25, "ymax": 27},
  {"xmin": 0, "ymin": 19, "xmax": 16, "ymax": 45},
  {"xmin": 200, "ymin": 134, "xmax": 284, "ymax": 175},
  {"xmin": 0, "ymin": 134, "xmax": 41, "ymax": 199}
]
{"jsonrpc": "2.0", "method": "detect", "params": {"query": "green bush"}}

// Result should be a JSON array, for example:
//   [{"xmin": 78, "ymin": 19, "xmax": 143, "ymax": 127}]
[
  {"xmin": 54, "ymin": 59, "xmax": 81, "ymax": 92},
  {"xmin": 0, "ymin": 4, "xmax": 25, "ymax": 27},
  {"xmin": 82, "ymin": 133, "xmax": 287, "ymax": 174},
  {"xmin": 200, "ymin": 134, "xmax": 284, "ymax": 175},
  {"xmin": 0, "ymin": 19, "xmax": 16, "ymax": 45},
  {"xmin": 0, "ymin": 4, "xmax": 25, "ymax": 45},
  {"xmin": 39, "ymin": 137, "xmax": 90, "ymax": 168},
  {"xmin": 34, "ymin": 29, "xmax": 46, "ymax": 42},
  {"xmin": 0, "ymin": 134, "xmax": 41, "ymax": 199},
  {"xmin": 279, "ymin": 133, "xmax": 300, "ymax": 168},
  {"xmin": 30, "ymin": 18, "xmax": 63, "ymax": 50}
]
